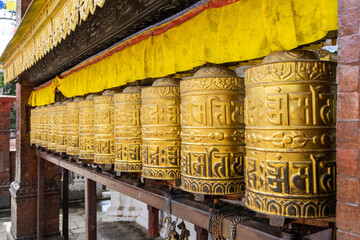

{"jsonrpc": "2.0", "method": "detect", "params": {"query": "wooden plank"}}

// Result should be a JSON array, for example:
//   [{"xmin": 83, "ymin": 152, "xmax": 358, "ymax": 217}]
[
  {"xmin": 37, "ymin": 156, "xmax": 44, "ymax": 240},
  {"xmin": 62, "ymin": 169, "xmax": 69, "ymax": 239},
  {"xmin": 147, "ymin": 205, "xmax": 159, "ymax": 237},
  {"xmin": 85, "ymin": 178, "xmax": 97, "ymax": 240},
  {"xmin": 37, "ymin": 151, "xmax": 281, "ymax": 240}
]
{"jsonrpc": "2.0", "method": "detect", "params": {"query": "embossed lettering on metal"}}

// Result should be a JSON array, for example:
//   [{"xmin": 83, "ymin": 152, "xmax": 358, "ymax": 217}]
[
  {"xmin": 67, "ymin": 97, "xmax": 84, "ymax": 156},
  {"xmin": 30, "ymin": 108, "xmax": 36, "ymax": 145},
  {"xmin": 94, "ymin": 90, "xmax": 117, "ymax": 164},
  {"xmin": 47, "ymin": 104, "xmax": 57, "ymax": 150},
  {"xmin": 79, "ymin": 94, "xmax": 98, "ymax": 162},
  {"xmin": 114, "ymin": 86, "xmax": 142, "ymax": 172},
  {"xmin": 141, "ymin": 78, "xmax": 181, "ymax": 180},
  {"xmin": 180, "ymin": 66, "xmax": 245, "ymax": 195},
  {"xmin": 56, "ymin": 101, "xmax": 69, "ymax": 153},
  {"xmin": 244, "ymin": 50, "xmax": 337, "ymax": 218}
]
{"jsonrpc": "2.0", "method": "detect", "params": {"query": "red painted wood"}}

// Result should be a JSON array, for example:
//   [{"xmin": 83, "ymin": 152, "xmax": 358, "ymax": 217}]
[
  {"xmin": 85, "ymin": 178, "xmax": 97, "ymax": 240},
  {"xmin": 147, "ymin": 205, "xmax": 159, "ymax": 237}
]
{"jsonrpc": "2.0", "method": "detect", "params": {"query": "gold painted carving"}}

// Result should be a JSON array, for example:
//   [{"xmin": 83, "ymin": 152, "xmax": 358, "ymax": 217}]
[
  {"xmin": 2, "ymin": 0, "xmax": 106, "ymax": 83},
  {"xmin": 244, "ymin": 50, "xmax": 337, "ymax": 218},
  {"xmin": 67, "ymin": 97, "xmax": 84, "ymax": 156},
  {"xmin": 79, "ymin": 94, "xmax": 98, "ymax": 161},
  {"xmin": 180, "ymin": 66, "xmax": 245, "ymax": 195},
  {"xmin": 141, "ymin": 78, "xmax": 181, "ymax": 180},
  {"xmin": 114, "ymin": 86, "xmax": 142, "ymax": 172},
  {"xmin": 94, "ymin": 90, "xmax": 116, "ymax": 164}
]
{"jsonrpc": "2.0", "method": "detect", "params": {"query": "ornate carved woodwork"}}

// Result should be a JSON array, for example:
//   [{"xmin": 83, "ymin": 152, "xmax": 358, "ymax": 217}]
[{"xmin": 28, "ymin": 0, "xmax": 200, "ymax": 84}]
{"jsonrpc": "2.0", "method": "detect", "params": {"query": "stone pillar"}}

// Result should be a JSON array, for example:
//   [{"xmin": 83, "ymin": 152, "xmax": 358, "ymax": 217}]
[
  {"xmin": 0, "ymin": 96, "xmax": 15, "ymax": 209},
  {"xmin": 337, "ymin": 2, "xmax": 360, "ymax": 240},
  {"xmin": 9, "ymin": 74, "xmax": 60, "ymax": 239}
]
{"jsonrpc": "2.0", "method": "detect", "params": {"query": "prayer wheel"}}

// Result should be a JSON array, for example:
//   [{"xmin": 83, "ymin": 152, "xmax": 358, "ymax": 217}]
[
  {"xmin": 94, "ymin": 90, "xmax": 116, "ymax": 164},
  {"xmin": 47, "ymin": 104, "xmax": 57, "ymax": 150},
  {"xmin": 79, "ymin": 94, "xmax": 97, "ymax": 162},
  {"xmin": 56, "ymin": 101, "xmax": 69, "ymax": 153},
  {"xmin": 141, "ymin": 78, "xmax": 181, "ymax": 180},
  {"xmin": 30, "ymin": 108, "xmax": 36, "ymax": 145},
  {"xmin": 41, "ymin": 105, "xmax": 49, "ymax": 148},
  {"xmin": 180, "ymin": 66, "xmax": 245, "ymax": 195},
  {"xmin": 114, "ymin": 86, "xmax": 142, "ymax": 173},
  {"xmin": 67, "ymin": 97, "xmax": 84, "ymax": 156},
  {"xmin": 36, "ymin": 106, "xmax": 43, "ymax": 147},
  {"xmin": 244, "ymin": 50, "xmax": 337, "ymax": 218}
]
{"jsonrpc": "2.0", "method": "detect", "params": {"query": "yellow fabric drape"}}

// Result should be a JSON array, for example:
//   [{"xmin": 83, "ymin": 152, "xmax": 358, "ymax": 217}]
[
  {"xmin": 28, "ymin": 80, "xmax": 57, "ymax": 106},
  {"xmin": 29, "ymin": 0, "xmax": 338, "ymax": 105}
]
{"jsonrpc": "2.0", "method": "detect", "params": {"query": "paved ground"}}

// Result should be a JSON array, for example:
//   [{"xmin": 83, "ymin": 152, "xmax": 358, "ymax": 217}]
[{"xmin": 0, "ymin": 200, "xmax": 162, "ymax": 240}]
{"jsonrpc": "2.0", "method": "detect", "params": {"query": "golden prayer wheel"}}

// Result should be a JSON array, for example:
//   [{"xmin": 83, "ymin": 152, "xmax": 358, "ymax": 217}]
[
  {"xmin": 79, "ymin": 94, "xmax": 97, "ymax": 162},
  {"xmin": 30, "ymin": 108, "xmax": 36, "ymax": 145},
  {"xmin": 141, "ymin": 78, "xmax": 181, "ymax": 180},
  {"xmin": 47, "ymin": 104, "xmax": 57, "ymax": 150},
  {"xmin": 114, "ymin": 86, "xmax": 142, "ymax": 173},
  {"xmin": 41, "ymin": 105, "xmax": 49, "ymax": 148},
  {"xmin": 94, "ymin": 90, "xmax": 116, "ymax": 164},
  {"xmin": 67, "ymin": 97, "xmax": 84, "ymax": 156},
  {"xmin": 244, "ymin": 50, "xmax": 337, "ymax": 218},
  {"xmin": 180, "ymin": 66, "xmax": 245, "ymax": 195},
  {"xmin": 56, "ymin": 101, "xmax": 69, "ymax": 153},
  {"xmin": 36, "ymin": 106, "xmax": 44, "ymax": 147}
]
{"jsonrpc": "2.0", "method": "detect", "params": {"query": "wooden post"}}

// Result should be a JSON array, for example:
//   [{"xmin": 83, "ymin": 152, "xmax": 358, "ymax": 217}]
[
  {"xmin": 194, "ymin": 225, "xmax": 208, "ymax": 240},
  {"xmin": 37, "ymin": 156, "xmax": 44, "ymax": 240},
  {"xmin": 62, "ymin": 169, "xmax": 69, "ymax": 239},
  {"xmin": 147, "ymin": 205, "xmax": 159, "ymax": 237},
  {"xmin": 85, "ymin": 178, "xmax": 97, "ymax": 240}
]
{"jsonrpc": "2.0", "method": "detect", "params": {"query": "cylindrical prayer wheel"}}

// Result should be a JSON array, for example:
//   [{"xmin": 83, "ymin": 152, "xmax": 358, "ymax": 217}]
[
  {"xmin": 36, "ymin": 106, "xmax": 43, "ymax": 147},
  {"xmin": 56, "ymin": 101, "xmax": 69, "ymax": 153},
  {"xmin": 41, "ymin": 105, "xmax": 49, "ymax": 148},
  {"xmin": 141, "ymin": 78, "xmax": 181, "ymax": 180},
  {"xmin": 67, "ymin": 97, "xmax": 84, "ymax": 156},
  {"xmin": 47, "ymin": 104, "xmax": 57, "ymax": 150},
  {"xmin": 180, "ymin": 66, "xmax": 245, "ymax": 195},
  {"xmin": 30, "ymin": 108, "xmax": 36, "ymax": 145},
  {"xmin": 94, "ymin": 90, "xmax": 116, "ymax": 164},
  {"xmin": 244, "ymin": 50, "xmax": 337, "ymax": 218},
  {"xmin": 79, "ymin": 94, "xmax": 97, "ymax": 162},
  {"xmin": 114, "ymin": 86, "xmax": 142, "ymax": 172}
]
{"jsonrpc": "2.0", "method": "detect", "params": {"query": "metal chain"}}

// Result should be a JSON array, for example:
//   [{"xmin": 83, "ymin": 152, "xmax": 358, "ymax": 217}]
[
  {"xmin": 229, "ymin": 216, "xmax": 252, "ymax": 240},
  {"xmin": 209, "ymin": 205, "xmax": 252, "ymax": 240},
  {"xmin": 165, "ymin": 193, "xmax": 180, "ymax": 239}
]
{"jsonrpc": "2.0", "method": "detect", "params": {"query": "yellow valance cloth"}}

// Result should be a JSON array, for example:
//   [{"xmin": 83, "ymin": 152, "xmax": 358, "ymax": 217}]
[
  {"xmin": 28, "ymin": 80, "xmax": 57, "ymax": 106},
  {"xmin": 28, "ymin": 0, "xmax": 338, "ymax": 106}
]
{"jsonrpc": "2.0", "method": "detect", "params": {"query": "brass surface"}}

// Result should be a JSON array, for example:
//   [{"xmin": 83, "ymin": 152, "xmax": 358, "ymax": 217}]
[
  {"xmin": 79, "ymin": 94, "xmax": 97, "ymax": 161},
  {"xmin": 56, "ymin": 101, "xmax": 68, "ymax": 153},
  {"xmin": 141, "ymin": 78, "xmax": 181, "ymax": 180},
  {"xmin": 47, "ymin": 104, "xmax": 57, "ymax": 150},
  {"xmin": 67, "ymin": 97, "xmax": 84, "ymax": 156},
  {"xmin": 94, "ymin": 90, "xmax": 116, "ymax": 164},
  {"xmin": 114, "ymin": 86, "xmax": 142, "ymax": 172},
  {"xmin": 180, "ymin": 66, "xmax": 245, "ymax": 195},
  {"xmin": 41, "ymin": 105, "xmax": 49, "ymax": 148},
  {"xmin": 244, "ymin": 50, "xmax": 337, "ymax": 218},
  {"xmin": 30, "ymin": 108, "xmax": 36, "ymax": 145},
  {"xmin": 35, "ymin": 107, "xmax": 42, "ymax": 147}
]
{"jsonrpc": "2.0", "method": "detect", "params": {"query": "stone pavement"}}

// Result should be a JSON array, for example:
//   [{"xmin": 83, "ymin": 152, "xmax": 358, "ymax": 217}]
[{"xmin": 0, "ymin": 200, "xmax": 163, "ymax": 240}]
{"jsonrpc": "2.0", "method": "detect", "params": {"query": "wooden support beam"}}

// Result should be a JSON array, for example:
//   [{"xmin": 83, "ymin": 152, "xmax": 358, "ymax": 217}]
[
  {"xmin": 194, "ymin": 225, "xmax": 208, "ymax": 240},
  {"xmin": 147, "ymin": 205, "xmax": 159, "ymax": 237},
  {"xmin": 85, "ymin": 178, "xmax": 97, "ymax": 240},
  {"xmin": 37, "ymin": 156, "xmax": 44, "ymax": 240},
  {"xmin": 37, "ymin": 151, "xmax": 282, "ymax": 240},
  {"xmin": 62, "ymin": 169, "xmax": 69, "ymax": 239}
]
